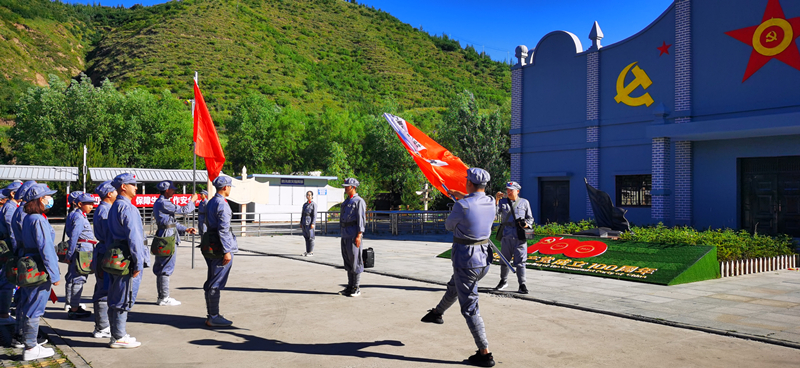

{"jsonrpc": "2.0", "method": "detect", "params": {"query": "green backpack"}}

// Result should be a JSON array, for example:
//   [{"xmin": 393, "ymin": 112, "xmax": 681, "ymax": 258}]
[
  {"xmin": 200, "ymin": 232, "xmax": 224, "ymax": 259},
  {"xmin": 17, "ymin": 256, "xmax": 47, "ymax": 287},
  {"xmin": 151, "ymin": 236, "xmax": 175, "ymax": 257},
  {"xmin": 0, "ymin": 239, "xmax": 11, "ymax": 263},
  {"xmin": 76, "ymin": 251, "xmax": 93, "ymax": 275},
  {"xmin": 101, "ymin": 241, "xmax": 131, "ymax": 276},
  {"xmin": 4, "ymin": 256, "xmax": 17, "ymax": 285}
]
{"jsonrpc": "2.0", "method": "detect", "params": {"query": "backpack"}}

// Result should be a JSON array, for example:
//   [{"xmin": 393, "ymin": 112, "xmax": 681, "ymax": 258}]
[
  {"xmin": 17, "ymin": 256, "xmax": 47, "ymax": 287},
  {"xmin": 200, "ymin": 231, "xmax": 224, "ymax": 259},
  {"xmin": 0, "ymin": 239, "xmax": 11, "ymax": 263},
  {"xmin": 76, "ymin": 250, "xmax": 93, "ymax": 275},
  {"xmin": 56, "ymin": 227, "xmax": 68, "ymax": 263},
  {"xmin": 101, "ymin": 240, "xmax": 131, "ymax": 276},
  {"xmin": 4, "ymin": 256, "xmax": 17, "ymax": 285},
  {"xmin": 151, "ymin": 236, "xmax": 176, "ymax": 257}
]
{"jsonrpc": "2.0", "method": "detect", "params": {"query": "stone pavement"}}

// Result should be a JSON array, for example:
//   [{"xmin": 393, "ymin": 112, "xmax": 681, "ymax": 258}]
[
  {"xmin": 5, "ymin": 234, "xmax": 800, "ymax": 367},
  {"xmin": 240, "ymin": 234, "xmax": 800, "ymax": 348}
]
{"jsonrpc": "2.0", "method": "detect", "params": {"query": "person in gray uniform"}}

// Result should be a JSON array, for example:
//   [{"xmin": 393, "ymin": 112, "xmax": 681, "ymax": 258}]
[
  {"xmin": 338, "ymin": 178, "xmax": 365, "ymax": 297},
  {"xmin": 197, "ymin": 190, "xmax": 208, "ymax": 236},
  {"xmin": 91, "ymin": 180, "xmax": 116, "ymax": 339},
  {"xmin": 106, "ymin": 173, "xmax": 145, "ymax": 349},
  {"xmin": 0, "ymin": 181, "xmax": 22, "ymax": 326},
  {"xmin": 494, "ymin": 181, "xmax": 534, "ymax": 294},
  {"xmin": 300, "ymin": 191, "xmax": 316, "ymax": 257},
  {"xmin": 152, "ymin": 180, "xmax": 197, "ymax": 306},
  {"xmin": 420, "ymin": 168, "xmax": 496, "ymax": 367},
  {"xmin": 64, "ymin": 193, "xmax": 96, "ymax": 319},
  {"xmin": 203, "ymin": 176, "xmax": 238, "ymax": 327}
]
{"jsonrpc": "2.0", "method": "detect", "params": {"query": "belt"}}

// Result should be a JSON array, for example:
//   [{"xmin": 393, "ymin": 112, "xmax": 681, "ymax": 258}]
[
  {"xmin": 157, "ymin": 224, "xmax": 177, "ymax": 230},
  {"xmin": 341, "ymin": 221, "xmax": 358, "ymax": 227},
  {"xmin": 78, "ymin": 238, "xmax": 98, "ymax": 245},
  {"xmin": 453, "ymin": 237, "xmax": 489, "ymax": 246}
]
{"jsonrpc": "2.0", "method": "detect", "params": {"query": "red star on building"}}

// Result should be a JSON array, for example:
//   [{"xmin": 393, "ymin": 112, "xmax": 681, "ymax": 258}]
[
  {"xmin": 725, "ymin": 0, "xmax": 800, "ymax": 82},
  {"xmin": 657, "ymin": 41, "xmax": 672, "ymax": 56}
]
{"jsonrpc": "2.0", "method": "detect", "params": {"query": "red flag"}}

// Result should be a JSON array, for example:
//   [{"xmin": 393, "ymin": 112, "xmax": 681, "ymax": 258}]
[
  {"xmin": 383, "ymin": 113, "xmax": 468, "ymax": 197},
  {"xmin": 193, "ymin": 81, "xmax": 225, "ymax": 181},
  {"xmin": 49, "ymin": 289, "xmax": 57, "ymax": 304}
]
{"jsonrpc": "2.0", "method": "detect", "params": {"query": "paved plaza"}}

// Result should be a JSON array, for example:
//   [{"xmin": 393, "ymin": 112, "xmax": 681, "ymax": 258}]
[{"xmin": 0, "ymin": 234, "xmax": 789, "ymax": 367}]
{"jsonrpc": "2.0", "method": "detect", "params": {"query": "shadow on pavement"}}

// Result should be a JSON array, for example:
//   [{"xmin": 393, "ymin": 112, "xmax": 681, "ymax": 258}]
[
  {"xmin": 190, "ymin": 330, "xmax": 462, "ymax": 365},
  {"xmin": 176, "ymin": 286, "xmax": 339, "ymax": 296},
  {"xmin": 358, "ymin": 285, "xmax": 444, "ymax": 293}
]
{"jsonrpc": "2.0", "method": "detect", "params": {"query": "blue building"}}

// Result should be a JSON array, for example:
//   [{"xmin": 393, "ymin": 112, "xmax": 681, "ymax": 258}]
[{"xmin": 511, "ymin": 0, "xmax": 800, "ymax": 236}]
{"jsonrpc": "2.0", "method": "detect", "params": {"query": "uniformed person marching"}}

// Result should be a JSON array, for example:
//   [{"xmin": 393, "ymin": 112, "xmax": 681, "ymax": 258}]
[
  {"xmin": 197, "ymin": 190, "xmax": 208, "ymax": 236},
  {"xmin": 18, "ymin": 183, "xmax": 60, "ymax": 361},
  {"xmin": 494, "ymin": 181, "xmax": 534, "ymax": 294},
  {"xmin": 106, "ymin": 173, "xmax": 145, "ymax": 348},
  {"xmin": 420, "ymin": 168, "xmax": 496, "ymax": 367},
  {"xmin": 0, "ymin": 181, "xmax": 22, "ymax": 325},
  {"xmin": 63, "ymin": 191, "xmax": 85, "ymax": 312},
  {"xmin": 91, "ymin": 180, "xmax": 116, "ymax": 339},
  {"xmin": 338, "ymin": 178, "xmax": 366, "ymax": 297},
  {"xmin": 300, "ymin": 190, "xmax": 316, "ymax": 257},
  {"xmin": 203, "ymin": 176, "xmax": 237, "ymax": 327},
  {"xmin": 152, "ymin": 180, "xmax": 197, "ymax": 306},
  {"xmin": 64, "ymin": 193, "xmax": 96, "ymax": 319}
]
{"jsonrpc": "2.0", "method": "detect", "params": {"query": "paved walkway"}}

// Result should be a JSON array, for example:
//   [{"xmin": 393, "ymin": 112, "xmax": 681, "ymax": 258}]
[
  {"xmin": 4, "ymin": 233, "xmax": 800, "ymax": 367},
  {"xmin": 239, "ymin": 234, "xmax": 800, "ymax": 348}
]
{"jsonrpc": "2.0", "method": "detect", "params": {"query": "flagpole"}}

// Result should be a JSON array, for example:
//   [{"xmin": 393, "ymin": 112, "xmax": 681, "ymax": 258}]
[{"xmin": 191, "ymin": 71, "xmax": 198, "ymax": 269}]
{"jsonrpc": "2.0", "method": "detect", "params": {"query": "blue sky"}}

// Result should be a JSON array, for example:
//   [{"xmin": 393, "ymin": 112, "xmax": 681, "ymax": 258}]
[{"xmin": 62, "ymin": 0, "xmax": 676, "ymax": 62}]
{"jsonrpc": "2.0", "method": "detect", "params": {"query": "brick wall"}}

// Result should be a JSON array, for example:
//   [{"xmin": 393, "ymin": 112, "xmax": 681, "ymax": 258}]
[
  {"xmin": 586, "ymin": 52, "xmax": 599, "ymax": 217},
  {"xmin": 651, "ymin": 137, "xmax": 671, "ymax": 222},
  {"xmin": 511, "ymin": 68, "xmax": 523, "ymax": 183},
  {"xmin": 673, "ymin": 0, "xmax": 692, "ymax": 223}
]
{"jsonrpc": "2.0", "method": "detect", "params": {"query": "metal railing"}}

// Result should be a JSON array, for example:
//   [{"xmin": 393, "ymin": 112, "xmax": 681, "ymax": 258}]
[{"xmin": 147, "ymin": 210, "xmax": 452, "ymax": 237}]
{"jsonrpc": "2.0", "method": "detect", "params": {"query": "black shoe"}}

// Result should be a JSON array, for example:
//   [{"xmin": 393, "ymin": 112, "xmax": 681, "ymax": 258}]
[
  {"xmin": 420, "ymin": 308, "xmax": 443, "ymax": 324},
  {"xmin": 518, "ymin": 284, "xmax": 529, "ymax": 294},
  {"xmin": 37, "ymin": 331, "xmax": 48, "ymax": 345},
  {"xmin": 494, "ymin": 280, "xmax": 508, "ymax": 291},
  {"xmin": 338, "ymin": 287, "xmax": 352, "ymax": 297},
  {"xmin": 468, "ymin": 351, "xmax": 495, "ymax": 367},
  {"xmin": 68, "ymin": 307, "xmax": 92, "ymax": 319}
]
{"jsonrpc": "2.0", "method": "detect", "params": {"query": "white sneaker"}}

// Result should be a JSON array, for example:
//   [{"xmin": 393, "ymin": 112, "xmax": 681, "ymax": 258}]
[
  {"xmin": 349, "ymin": 288, "xmax": 361, "ymax": 297},
  {"xmin": 109, "ymin": 334, "xmax": 141, "ymax": 349},
  {"xmin": 157, "ymin": 297, "xmax": 182, "ymax": 306},
  {"xmin": 0, "ymin": 316, "xmax": 15, "ymax": 325},
  {"xmin": 306, "ymin": 252, "xmax": 314, "ymax": 257},
  {"xmin": 64, "ymin": 303, "xmax": 87, "ymax": 311},
  {"xmin": 93, "ymin": 327, "xmax": 111, "ymax": 339},
  {"xmin": 300, "ymin": 252, "xmax": 308, "ymax": 257},
  {"xmin": 22, "ymin": 344, "xmax": 54, "ymax": 361}
]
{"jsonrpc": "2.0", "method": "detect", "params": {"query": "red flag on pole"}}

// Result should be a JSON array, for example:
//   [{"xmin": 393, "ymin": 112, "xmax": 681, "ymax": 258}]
[
  {"xmin": 193, "ymin": 81, "xmax": 225, "ymax": 181},
  {"xmin": 383, "ymin": 113, "xmax": 468, "ymax": 197}
]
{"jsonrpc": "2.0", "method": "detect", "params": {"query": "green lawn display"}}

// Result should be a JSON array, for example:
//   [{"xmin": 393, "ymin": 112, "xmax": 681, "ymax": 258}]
[{"xmin": 437, "ymin": 235, "xmax": 720, "ymax": 285}]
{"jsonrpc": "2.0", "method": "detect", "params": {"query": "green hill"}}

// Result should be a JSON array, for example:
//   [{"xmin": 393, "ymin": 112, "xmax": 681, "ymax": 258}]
[{"xmin": 1, "ymin": 0, "xmax": 511, "ymax": 120}]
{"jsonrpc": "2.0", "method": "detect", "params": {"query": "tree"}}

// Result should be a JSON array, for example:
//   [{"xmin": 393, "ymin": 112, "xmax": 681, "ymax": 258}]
[{"xmin": 439, "ymin": 90, "xmax": 510, "ymax": 195}]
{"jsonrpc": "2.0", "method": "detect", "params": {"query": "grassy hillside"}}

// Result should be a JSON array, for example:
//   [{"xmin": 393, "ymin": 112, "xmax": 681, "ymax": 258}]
[{"xmin": 84, "ymin": 0, "xmax": 510, "ymax": 119}]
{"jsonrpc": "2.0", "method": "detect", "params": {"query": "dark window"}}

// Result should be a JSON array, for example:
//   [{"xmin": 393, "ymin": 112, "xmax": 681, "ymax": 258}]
[{"xmin": 616, "ymin": 175, "xmax": 652, "ymax": 207}]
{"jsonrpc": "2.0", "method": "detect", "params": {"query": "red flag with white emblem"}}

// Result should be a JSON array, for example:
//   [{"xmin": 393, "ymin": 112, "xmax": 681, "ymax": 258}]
[{"xmin": 383, "ymin": 113, "xmax": 468, "ymax": 197}]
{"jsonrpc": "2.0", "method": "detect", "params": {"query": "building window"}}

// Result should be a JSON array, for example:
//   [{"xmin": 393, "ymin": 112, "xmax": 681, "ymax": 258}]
[{"xmin": 616, "ymin": 175, "xmax": 652, "ymax": 207}]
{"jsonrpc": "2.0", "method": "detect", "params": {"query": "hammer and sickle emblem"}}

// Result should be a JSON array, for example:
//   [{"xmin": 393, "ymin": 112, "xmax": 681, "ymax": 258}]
[
  {"xmin": 614, "ymin": 61, "xmax": 654, "ymax": 107},
  {"xmin": 766, "ymin": 31, "xmax": 778, "ymax": 43}
]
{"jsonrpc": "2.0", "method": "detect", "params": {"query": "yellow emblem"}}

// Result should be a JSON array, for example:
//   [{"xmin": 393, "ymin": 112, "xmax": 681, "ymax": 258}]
[
  {"xmin": 752, "ymin": 18, "xmax": 793, "ymax": 57},
  {"xmin": 614, "ymin": 61, "xmax": 654, "ymax": 107}
]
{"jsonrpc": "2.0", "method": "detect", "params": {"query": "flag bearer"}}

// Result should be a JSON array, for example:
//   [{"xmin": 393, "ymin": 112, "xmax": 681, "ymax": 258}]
[
  {"xmin": 203, "ymin": 176, "xmax": 237, "ymax": 327},
  {"xmin": 300, "ymin": 190, "xmax": 316, "ymax": 257},
  {"xmin": 494, "ymin": 181, "xmax": 534, "ymax": 294},
  {"xmin": 338, "ymin": 178, "xmax": 365, "ymax": 297},
  {"xmin": 152, "ymin": 180, "xmax": 196, "ymax": 306},
  {"xmin": 64, "ymin": 193, "xmax": 96, "ymax": 319},
  {"xmin": 92, "ymin": 181, "xmax": 116, "ymax": 339},
  {"xmin": 420, "ymin": 168, "xmax": 496, "ymax": 367},
  {"xmin": 106, "ymin": 173, "xmax": 145, "ymax": 348},
  {"xmin": 18, "ymin": 184, "xmax": 60, "ymax": 361}
]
